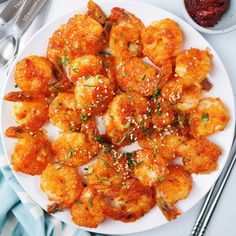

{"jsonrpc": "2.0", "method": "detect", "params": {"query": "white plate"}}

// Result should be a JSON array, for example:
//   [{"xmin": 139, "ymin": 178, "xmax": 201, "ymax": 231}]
[{"xmin": 0, "ymin": 0, "xmax": 235, "ymax": 234}]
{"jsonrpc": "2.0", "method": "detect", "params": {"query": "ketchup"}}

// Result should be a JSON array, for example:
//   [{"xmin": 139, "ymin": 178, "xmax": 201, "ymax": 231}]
[{"xmin": 184, "ymin": 0, "xmax": 229, "ymax": 27}]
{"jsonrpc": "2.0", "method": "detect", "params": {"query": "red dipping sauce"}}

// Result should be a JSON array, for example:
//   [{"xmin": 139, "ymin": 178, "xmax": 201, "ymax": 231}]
[{"xmin": 184, "ymin": 0, "xmax": 229, "ymax": 27}]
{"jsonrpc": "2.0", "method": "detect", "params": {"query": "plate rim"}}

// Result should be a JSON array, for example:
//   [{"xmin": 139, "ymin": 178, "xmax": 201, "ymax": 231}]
[{"xmin": 0, "ymin": 0, "xmax": 235, "ymax": 234}]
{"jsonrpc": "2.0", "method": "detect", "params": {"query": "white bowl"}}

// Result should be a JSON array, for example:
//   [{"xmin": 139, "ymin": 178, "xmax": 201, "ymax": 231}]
[{"xmin": 181, "ymin": 0, "xmax": 236, "ymax": 34}]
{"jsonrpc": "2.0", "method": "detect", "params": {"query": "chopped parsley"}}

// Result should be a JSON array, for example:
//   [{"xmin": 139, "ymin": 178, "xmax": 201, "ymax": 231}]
[
  {"xmin": 73, "ymin": 68, "xmax": 79, "ymax": 73},
  {"xmin": 153, "ymin": 146, "xmax": 157, "ymax": 158},
  {"xmin": 158, "ymin": 176, "xmax": 165, "ymax": 182},
  {"xmin": 80, "ymin": 114, "xmax": 91, "ymax": 123},
  {"xmin": 152, "ymin": 88, "xmax": 161, "ymax": 99},
  {"xmin": 127, "ymin": 41, "xmax": 131, "ymax": 48},
  {"xmin": 202, "ymin": 113, "xmax": 209, "ymax": 122},
  {"xmin": 63, "ymin": 50, "xmax": 70, "ymax": 65},
  {"xmin": 141, "ymin": 74, "xmax": 146, "ymax": 80},
  {"xmin": 102, "ymin": 60, "xmax": 109, "ymax": 68},
  {"xmin": 95, "ymin": 136, "xmax": 106, "ymax": 143},
  {"xmin": 125, "ymin": 120, "xmax": 132, "ymax": 129},
  {"xmin": 98, "ymin": 51, "xmax": 111, "ymax": 56},
  {"xmin": 132, "ymin": 50, "xmax": 139, "ymax": 57},
  {"xmin": 83, "ymin": 104, "xmax": 98, "ymax": 108},
  {"xmin": 120, "ymin": 134, "xmax": 127, "ymax": 144},
  {"xmin": 67, "ymin": 149, "xmax": 76, "ymax": 159}
]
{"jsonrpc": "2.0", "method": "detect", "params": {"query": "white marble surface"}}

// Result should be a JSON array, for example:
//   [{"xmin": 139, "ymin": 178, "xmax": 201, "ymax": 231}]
[{"xmin": 1, "ymin": 0, "xmax": 236, "ymax": 235}]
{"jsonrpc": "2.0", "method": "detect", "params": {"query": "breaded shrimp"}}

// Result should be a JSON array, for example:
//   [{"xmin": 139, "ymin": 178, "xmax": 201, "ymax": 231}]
[
  {"xmin": 175, "ymin": 48, "xmax": 212, "ymax": 85},
  {"xmin": 141, "ymin": 19, "xmax": 183, "ymax": 66},
  {"xmin": 190, "ymin": 98, "xmax": 229, "ymax": 137},
  {"xmin": 69, "ymin": 55, "xmax": 103, "ymax": 82},
  {"xmin": 4, "ymin": 91, "xmax": 48, "ymax": 131},
  {"xmin": 70, "ymin": 185, "xmax": 106, "ymax": 228},
  {"xmin": 49, "ymin": 93, "xmax": 81, "ymax": 131},
  {"xmin": 154, "ymin": 165, "xmax": 192, "ymax": 221},
  {"xmin": 52, "ymin": 132, "xmax": 99, "ymax": 167},
  {"xmin": 102, "ymin": 92, "xmax": 151, "ymax": 146},
  {"xmin": 14, "ymin": 56, "xmax": 55, "ymax": 96},
  {"xmin": 177, "ymin": 138, "xmax": 222, "ymax": 174},
  {"xmin": 5, "ymin": 127, "xmax": 52, "ymax": 175},
  {"xmin": 40, "ymin": 164, "xmax": 83, "ymax": 212},
  {"xmin": 131, "ymin": 149, "xmax": 168, "ymax": 186},
  {"xmin": 116, "ymin": 57, "xmax": 160, "ymax": 96},
  {"xmin": 176, "ymin": 85, "xmax": 201, "ymax": 111},
  {"xmin": 109, "ymin": 7, "xmax": 144, "ymax": 59},
  {"xmin": 139, "ymin": 132, "xmax": 188, "ymax": 161},
  {"xmin": 103, "ymin": 179, "xmax": 155, "ymax": 222},
  {"xmin": 46, "ymin": 24, "xmax": 68, "ymax": 66},
  {"xmin": 74, "ymin": 74, "xmax": 115, "ymax": 116},
  {"xmin": 84, "ymin": 152, "xmax": 129, "ymax": 186},
  {"xmin": 64, "ymin": 14, "xmax": 105, "ymax": 59}
]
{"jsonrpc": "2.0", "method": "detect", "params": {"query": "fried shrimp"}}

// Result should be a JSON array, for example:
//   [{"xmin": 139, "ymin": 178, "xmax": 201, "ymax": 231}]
[
  {"xmin": 154, "ymin": 165, "xmax": 192, "ymax": 221},
  {"xmin": 49, "ymin": 93, "xmax": 81, "ymax": 131},
  {"xmin": 52, "ymin": 132, "xmax": 99, "ymax": 167},
  {"xmin": 71, "ymin": 185, "xmax": 106, "ymax": 228},
  {"xmin": 102, "ymin": 92, "xmax": 151, "ymax": 146},
  {"xmin": 141, "ymin": 19, "xmax": 183, "ymax": 66},
  {"xmin": 41, "ymin": 164, "xmax": 83, "ymax": 212},
  {"xmin": 4, "ymin": 92, "xmax": 48, "ymax": 131},
  {"xmin": 69, "ymin": 55, "xmax": 103, "ymax": 82},
  {"xmin": 131, "ymin": 149, "xmax": 168, "ymax": 186},
  {"xmin": 176, "ymin": 85, "xmax": 201, "ymax": 111},
  {"xmin": 74, "ymin": 74, "xmax": 115, "ymax": 116},
  {"xmin": 109, "ymin": 7, "xmax": 144, "ymax": 59},
  {"xmin": 64, "ymin": 14, "xmax": 105, "ymax": 59},
  {"xmin": 177, "ymin": 138, "xmax": 222, "ymax": 174},
  {"xmin": 139, "ymin": 132, "xmax": 188, "ymax": 161},
  {"xmin": 47, "ymin": 24, "xmax": 68, "ymax": 66},
  {"xmin": 116, "ymin": 58, "xmax": 160, "ymax": 96},
  {"xmin": 14, "ymin": 56, "xmax": 55, "ymax": 96},
  {"xmin": 5, "ymin": 127, "xmax": 52, "ymax": 175},
  {"xmin": 84, "ymin": 152, "xmax": 128, "ymax": 186},
  {"xmin": 175, "ymin": 48, "xmax": 212, "ymax": 85},
  {"xmin": 103, "ymin": 179, "xmax": 155, "ymax": 222},
  {"xmin": 190, "ymin": 98, "xmax": 229, "ymax": 137}
]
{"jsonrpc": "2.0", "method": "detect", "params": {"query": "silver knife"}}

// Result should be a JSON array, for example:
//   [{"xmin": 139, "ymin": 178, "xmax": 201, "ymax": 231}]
[{"xmin": 0, "ymin": 0, "xmax": 25, "ymax": 26}]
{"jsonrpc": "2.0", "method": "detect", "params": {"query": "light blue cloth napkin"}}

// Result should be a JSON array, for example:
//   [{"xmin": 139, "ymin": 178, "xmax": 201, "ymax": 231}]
[{"xmin": 0, "ymin": 144, "xmax": 101, "ymax": 236}]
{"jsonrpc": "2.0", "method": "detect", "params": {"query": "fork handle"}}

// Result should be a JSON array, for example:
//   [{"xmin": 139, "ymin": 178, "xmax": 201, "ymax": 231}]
[
  {"xmin": 15, "ymin": 0, "xmax": 47, "ymax": 34},
  {"xmin": 0, "ymin": 0, "xmax": 25, "ymax": 25},
  {"xmin": 190, "ymin": 136, "xmax": 236, "ymax": 236}
]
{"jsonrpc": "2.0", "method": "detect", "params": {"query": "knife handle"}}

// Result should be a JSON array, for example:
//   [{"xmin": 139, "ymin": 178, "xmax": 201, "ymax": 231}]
[
  {"xmin": 15, "ymin": 0, "xmax": 47, "ymax": 35},
  {"xmin": 0, "ymin": 0, "xmax": 25, "ymax": 25}
]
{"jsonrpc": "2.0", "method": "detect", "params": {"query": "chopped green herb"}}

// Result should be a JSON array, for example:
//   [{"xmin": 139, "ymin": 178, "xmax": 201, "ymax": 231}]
[
  {"xmin": 142, "ymin": 127, "xmax": 149, "ymax": 136},
  {"xmin": 83, "ymin": 104, "xmax": 98, "ymax": 108},
  {"xmin": 89, "ymin": 197, "xmax": 93, "ymax": 208},
  {"xmin": 143, "ymin": 62, "xmax": 148, "ymax": 69},
  {"xmin": 157, "ymin": 110, "xmax": 162, "ymax": 116},
  {"xmin": 140, "ymin": 119, "xmax": 145, "ymax": 125},
  {"xmin": 179, "ymin": 138, "xmax": 188, "ymax": 146},
  {"xmin": 52, "ymin": 206, "xmax": 64, "ymax": 212},
  {"xmin": 85, "ymin": 76, "xmax": 90, "ymax": 80},
  {"xmin": 158, "ymin": 176, "xmax": 165, "ymax": 182},
  {"xmin": 132, "ymin": 50, "xmax": 139, "ymax": 57},
  {"xmin": 84, "ymin": 167, "xmax": 89, "ymax": 171},
  {"xmin": 123, "ymin": 152, "xmax": 135, "ymax": 157},
  {"xmin": 100, "ymin": 158, "xmax": 117, "ymax": 173},
  {"xmin": 127, "ymin": 41, "xmax": 131, "ymax": 48},
  {"xmin": 102, "ymin": 60, "xmax": 109, "ymax": 68},
  {"xmin": 141, "ymin": 74, "xmax": 146, "ymax": 80},
  {"xmin": 136, "ymin": 42, "xmax": 142, "ymax": 46},
  {"xmin": 120, "ymin": 134, "xmax": 127, "ymax": 144},
  {"xmin": 49, "ymin": 82, "xmax": 60, "ymax": 94},
  {"xmin": 98, "ymin": 51, "xmax": 111, "ymax": 56},
  {"xmin": 80, "ymin": 114, "xmax": 91, "ymax": 123},
  {"xmin": 76, "ymin": 200, "xmax": 82, "ymax": 205},
  {"xmin": 83, "ymin": 84, "xmax": 97, "ymax": 87},
  {"xmin": 125, "ymin": 120, "xmax": 132, "ymax": 129},
  {"xmin": 128, "ymin": 159, "xmax": 137, "ymax": 167},
  {"xmin": 202, "ymin": 113, "xmax": 209, "ymax": 122},
  {"xmin": 73, "ymin": 68, "xmax": 79, "ymax": 73},
  {"xmin": 67, "ymin": 150, "xmax": 76, "ymax": 159},
  {"xmin": 95, "ymin": 136, "xmax": 105, "ymax": 143},
  {"xmin": 56, "ymin": 102, "xmax": 62, "ymax": 109},
  {"xmin": 63, "ymin": 50, "xmax": 70, "ymax": 65},
  {"xmin": 152, "ymin": 88, "xmax": 161, "ymax": 98},
  {"xmin": 120, "ymin": 73, "xmax": 128, "ymax": 77},
  {"xmin": 57, "ymin": 58, "xmax": 63, "ymax": 67},
  {"xmin": 153, "ymin": 146, "xmax": 157, "ymax": 158},
  {"xmin": 101, "ymin": 146, "xmax": 108, "ymax": 153}
]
